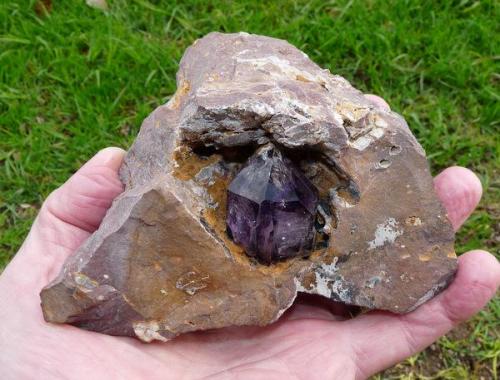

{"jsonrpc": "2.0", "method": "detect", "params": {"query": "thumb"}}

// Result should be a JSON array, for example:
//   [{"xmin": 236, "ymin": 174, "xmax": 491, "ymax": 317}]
[
  {"xmin": 41, "ymin": 147, "xmax": 125, "ymax": 234},
  {"xmin": 3, "ymin": 148, "xmax": 125, "ymax": 288},
  {"xmin": 348, "ymin": 250, "xmax": 499, "ymax": 379}
]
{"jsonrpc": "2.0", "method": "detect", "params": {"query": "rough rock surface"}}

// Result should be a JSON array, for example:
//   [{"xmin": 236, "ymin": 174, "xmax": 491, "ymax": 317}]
[{"xmin": 41, "ymin": 32, "xmax": 457, "ymax": 342}]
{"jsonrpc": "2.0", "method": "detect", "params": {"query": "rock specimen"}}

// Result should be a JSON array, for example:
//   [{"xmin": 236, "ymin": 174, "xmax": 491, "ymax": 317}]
[{"xmin": 40, "ymin": 32, "xmax": 457, "ymax": 342}]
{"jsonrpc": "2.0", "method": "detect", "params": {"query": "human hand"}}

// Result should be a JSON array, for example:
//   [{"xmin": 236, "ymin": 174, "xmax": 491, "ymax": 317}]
[{"xmin": 1, "ymin": 98, "xmax": 498, "ymax": 380}]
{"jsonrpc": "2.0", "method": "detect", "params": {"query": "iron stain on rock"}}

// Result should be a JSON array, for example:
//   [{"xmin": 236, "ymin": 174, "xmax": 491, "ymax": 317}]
[{"xmin": 40, "ymin": 32, "xmax": 457, "ymax": 342}]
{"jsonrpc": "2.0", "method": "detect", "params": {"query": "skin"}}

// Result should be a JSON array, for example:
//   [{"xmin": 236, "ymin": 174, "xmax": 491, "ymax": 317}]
[{"xmin": 0, "ymin": 96, "xmax": 498, "ymax": 380}]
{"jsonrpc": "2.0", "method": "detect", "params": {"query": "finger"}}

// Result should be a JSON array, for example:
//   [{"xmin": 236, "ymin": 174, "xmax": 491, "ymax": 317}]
[
  {"xmin": 41, "ymin": 147, "xmax": 125, "ymax": 233},
  {"xmin": 347, "ymin": 250, "xmax": 500, "ymax": 379},
  {"xmin": 364, "ymin": 94, "xmax": 390, "ymax": 111},
  {"xmin": 288, "ymin": 166, "xmax": 482, "ymax": 321},
  {"xmin": 36, "ymin": 146, "xmax": 125, "ymax": 254},
  {"xmin": 434, "ymin": 166, "xmax": 483, "ymax": 231},
  {"xmin": 2, "ymin": 148, "xmax": 126, "ymax": 292}
]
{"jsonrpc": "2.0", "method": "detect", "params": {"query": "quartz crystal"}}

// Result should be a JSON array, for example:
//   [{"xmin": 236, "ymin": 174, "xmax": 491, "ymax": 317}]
[{"xmin": 226, "ymin": 145, "xmax": 318, "ymax": 264}]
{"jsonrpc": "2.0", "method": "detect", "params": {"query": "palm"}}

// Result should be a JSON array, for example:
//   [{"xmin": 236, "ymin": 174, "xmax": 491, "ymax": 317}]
[
  {"xmin": 1, "ymin": 145, "xmax": 498, "ymax": 380},
  {"xmin": 3, "ymin": 267, "xmax": 362, "ymax": 379}
]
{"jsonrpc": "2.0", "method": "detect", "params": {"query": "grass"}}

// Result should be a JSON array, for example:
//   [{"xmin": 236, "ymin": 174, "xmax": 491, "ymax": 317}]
[{"xmin": 0, "ymin": 0, "xmax": 498, "ymax": 378}]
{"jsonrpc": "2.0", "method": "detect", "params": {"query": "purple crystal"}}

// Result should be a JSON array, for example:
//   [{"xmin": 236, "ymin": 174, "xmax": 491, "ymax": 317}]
[{"xmin": 226, "ymin": 145, "xmax": 318, "ymax": 264}]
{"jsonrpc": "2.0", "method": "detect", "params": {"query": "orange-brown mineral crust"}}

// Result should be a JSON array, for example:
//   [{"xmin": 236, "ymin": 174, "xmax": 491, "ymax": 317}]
[{"xmin": 40, "ymin": 32, "xmax": 457, "ymax": 342}]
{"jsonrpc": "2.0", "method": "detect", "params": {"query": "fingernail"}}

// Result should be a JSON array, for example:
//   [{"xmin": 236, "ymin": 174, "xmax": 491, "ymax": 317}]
[{"xmin": 94, "ymin": 147, "xmax": 126, "ymax": 170}]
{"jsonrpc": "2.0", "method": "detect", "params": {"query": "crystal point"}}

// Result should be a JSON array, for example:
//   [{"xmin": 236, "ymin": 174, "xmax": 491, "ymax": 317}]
[{"xmin": 226, "ymin": 145, "xmax": 319, "ymax": 264}]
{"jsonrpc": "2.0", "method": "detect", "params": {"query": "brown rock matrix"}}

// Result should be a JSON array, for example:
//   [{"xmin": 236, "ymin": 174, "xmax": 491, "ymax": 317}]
[{"xmin": 40, "ymin": 32, "xmax": 457, "ymax": 342}]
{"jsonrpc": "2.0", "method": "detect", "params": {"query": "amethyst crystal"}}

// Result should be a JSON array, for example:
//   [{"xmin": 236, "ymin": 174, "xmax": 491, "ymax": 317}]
[{"xmin": 226, "ymin": 145, "xmax": 319, "ymax": 264}]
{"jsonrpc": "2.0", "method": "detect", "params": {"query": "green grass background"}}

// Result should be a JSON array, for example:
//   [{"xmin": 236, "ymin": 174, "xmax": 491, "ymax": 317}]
[{"xmin": 1, "ymin": 0, "xmax": 498, "ymax": 378}]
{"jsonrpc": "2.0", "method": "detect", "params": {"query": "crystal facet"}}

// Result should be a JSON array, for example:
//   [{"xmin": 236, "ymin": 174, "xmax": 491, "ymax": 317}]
[{"xmin": 226, "ymin": 145, "xmax": 319, "ymax": 264}]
